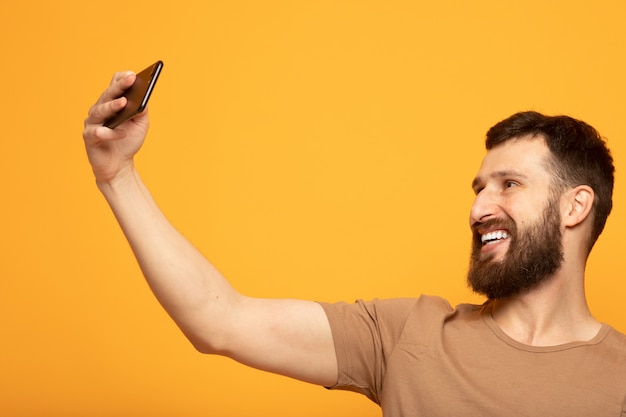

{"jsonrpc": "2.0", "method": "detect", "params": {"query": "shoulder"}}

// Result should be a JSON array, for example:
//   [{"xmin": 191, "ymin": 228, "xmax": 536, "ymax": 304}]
[
  {"xmin": 319, "ymin": 294, "xmax": 453, "ymax": 319},
  {"xmin": 602, "ymin": 325, "xmax": 626, "ymax": 356},
  {"xmin": 319, "ymin": 295, "xmax": 464, "ymax": 335},
  {"xmin": 607, "ymin": 325, "xmax": 626, "ymax": 342}
]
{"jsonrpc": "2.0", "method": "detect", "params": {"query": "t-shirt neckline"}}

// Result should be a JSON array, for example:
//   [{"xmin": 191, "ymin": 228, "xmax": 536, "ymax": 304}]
[{"xmin": 480, "ymin": 301, "xmax": 611, "ymax": 353}]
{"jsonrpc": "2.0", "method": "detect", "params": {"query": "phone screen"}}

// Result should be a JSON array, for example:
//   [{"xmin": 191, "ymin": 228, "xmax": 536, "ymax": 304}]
[{"xmin": 104, "ymin": 60, "xmax": 163, "ymax": 129}]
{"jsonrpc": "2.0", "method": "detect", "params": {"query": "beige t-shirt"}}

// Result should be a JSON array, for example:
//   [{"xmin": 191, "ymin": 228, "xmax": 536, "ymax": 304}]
[{"xmin": 320, "ymin": 295, "xmax": 626, "ymax": 416}]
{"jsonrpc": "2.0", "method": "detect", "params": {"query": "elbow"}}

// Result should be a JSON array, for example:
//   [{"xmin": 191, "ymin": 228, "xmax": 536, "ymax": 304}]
[
  {"xmin": 191, "ymin": 342, "xmax": 217, "ymax": 355},
  {"xmin": 190, "ymin": 340, "xmax": 217, "ymax": 354},
  {"xmin": 185, "ymin": 331, "xmax": 230, "ymax": 355},
  {"xmin": 176, "ymin": 293, "xmax": 244, "ymax": 356}
]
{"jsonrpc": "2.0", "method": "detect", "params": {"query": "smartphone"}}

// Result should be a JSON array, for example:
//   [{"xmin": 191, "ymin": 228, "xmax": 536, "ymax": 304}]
[{"xmin": 104, "ymin": 60, "xmax": 164, "ymax": 129}]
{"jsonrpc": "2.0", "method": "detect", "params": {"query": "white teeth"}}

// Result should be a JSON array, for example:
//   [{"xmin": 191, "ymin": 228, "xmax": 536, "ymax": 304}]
[{"xmin": 481, "ymin": 230, "xmax": 509, "ymax": 244}]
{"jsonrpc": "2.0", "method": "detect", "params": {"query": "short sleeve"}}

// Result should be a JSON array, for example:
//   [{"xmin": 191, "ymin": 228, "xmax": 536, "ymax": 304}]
[{"xmin": 318, "ymin": 297, "xmax": 427, "ymax": 404}]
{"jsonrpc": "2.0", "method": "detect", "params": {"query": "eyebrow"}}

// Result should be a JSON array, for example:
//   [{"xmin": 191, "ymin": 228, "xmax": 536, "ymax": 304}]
[{"xmin": 471, "ymin": 170, "xmax": 529, "ymax": 191}]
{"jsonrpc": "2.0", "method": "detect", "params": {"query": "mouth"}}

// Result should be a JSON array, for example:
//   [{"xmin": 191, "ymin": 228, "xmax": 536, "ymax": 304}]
[{"xmin": 480, "ymin": 229, "xmax": 510, "ymax": 246}]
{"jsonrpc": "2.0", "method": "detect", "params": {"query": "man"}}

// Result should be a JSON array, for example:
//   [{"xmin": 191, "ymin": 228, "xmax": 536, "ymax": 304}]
[{"xmin": 83, "ymin": 71, "xmax": 626, "ymax": 416}]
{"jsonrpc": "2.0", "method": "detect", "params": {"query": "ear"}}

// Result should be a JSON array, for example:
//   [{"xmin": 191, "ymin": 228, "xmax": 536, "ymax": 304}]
[{"xmin": 562, "ymin": 185, "xmax": 594, "ymax": 228}]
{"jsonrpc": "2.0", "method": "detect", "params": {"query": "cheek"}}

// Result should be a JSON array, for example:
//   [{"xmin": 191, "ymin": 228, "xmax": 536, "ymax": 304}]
[{"xmin": 502, "ymin": 198, "xmax": 539, "ymax": 226}]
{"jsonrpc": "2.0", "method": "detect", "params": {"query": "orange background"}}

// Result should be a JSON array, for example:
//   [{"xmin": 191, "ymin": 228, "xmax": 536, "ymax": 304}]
[{"xmin": 1, "ymin": 1, "xmax": 625, "ymax": 416}]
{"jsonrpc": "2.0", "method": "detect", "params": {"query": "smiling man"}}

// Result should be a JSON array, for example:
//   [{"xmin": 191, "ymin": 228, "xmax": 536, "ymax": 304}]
[
  {"xmin": 468, "ymin": 138, "xmax": 565, "ymax": 300},
  {"xmin": 83, "ymin": 72, "xmax": 625, "ymax": 416},
  {"xmin": 317, "ymin": 114, "xmax": 623, "ymax": 415}
]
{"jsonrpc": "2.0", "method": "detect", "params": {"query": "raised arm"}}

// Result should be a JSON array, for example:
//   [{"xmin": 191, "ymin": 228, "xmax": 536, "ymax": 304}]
[{"xmin": 83, "ymin": 71, "xmax": 338, "ymax": 386}]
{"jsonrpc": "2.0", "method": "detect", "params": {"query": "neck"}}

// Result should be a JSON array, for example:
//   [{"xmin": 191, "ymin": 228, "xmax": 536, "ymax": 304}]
[{"xmin": 489, "ymin": 265, "xmax": 600, "ymax": 346}]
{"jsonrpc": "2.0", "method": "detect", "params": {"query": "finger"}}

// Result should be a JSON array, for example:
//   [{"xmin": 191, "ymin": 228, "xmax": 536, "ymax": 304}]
[
  {"xmin": 85, "ymin": 96, "xmax": 127, "ymax": 126},
  {"xmin": 92, "ymin": 71, "xmax": 136, "ymax": 111},
  {"xmin": 82, "ymin": 123, "xmax": 127, "ymax": 145},
  {"xmin": 105, "ymin": 71, "xmax": 136, "ymax": 101}
]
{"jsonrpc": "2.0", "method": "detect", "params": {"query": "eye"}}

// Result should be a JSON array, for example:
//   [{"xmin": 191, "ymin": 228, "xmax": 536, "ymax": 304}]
[{"xmin": 504, "ymin": 180, "xmax": 518, "ymax": 189}]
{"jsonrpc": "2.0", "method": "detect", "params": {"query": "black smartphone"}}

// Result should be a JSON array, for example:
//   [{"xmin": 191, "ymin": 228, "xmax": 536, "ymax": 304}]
[{"xmin": 104, "ymin": 60, "xmax": 164, "ymax": 129}]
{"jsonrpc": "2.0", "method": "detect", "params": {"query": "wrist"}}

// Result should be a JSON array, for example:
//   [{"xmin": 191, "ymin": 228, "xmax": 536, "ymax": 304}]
[{"xmin": 95, "ymin": 162, "xmax": 138, "ymax": 195}]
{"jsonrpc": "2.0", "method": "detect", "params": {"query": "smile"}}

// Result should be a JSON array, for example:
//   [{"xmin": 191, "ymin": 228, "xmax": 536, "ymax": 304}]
[{"xmin": 481, "ymin": 230, "xmax": 510, "ymax": 245}]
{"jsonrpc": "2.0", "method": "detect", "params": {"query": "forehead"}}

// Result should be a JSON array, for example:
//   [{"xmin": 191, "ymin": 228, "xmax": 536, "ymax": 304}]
[{"xmin": 474, "ymin": 137, "xmax": 552, "ymax": 184}]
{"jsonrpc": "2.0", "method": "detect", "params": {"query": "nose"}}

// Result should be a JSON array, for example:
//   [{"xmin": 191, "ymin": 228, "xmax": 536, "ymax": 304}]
[{"xmin": 469, "ymin": 188, "xmax": 500, "ymax": 227}]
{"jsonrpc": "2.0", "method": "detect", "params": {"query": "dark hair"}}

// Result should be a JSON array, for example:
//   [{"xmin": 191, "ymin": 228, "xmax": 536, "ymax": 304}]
[{"xmin": 485, "ymin": 111, "xmax": 614, "ymax": 251}]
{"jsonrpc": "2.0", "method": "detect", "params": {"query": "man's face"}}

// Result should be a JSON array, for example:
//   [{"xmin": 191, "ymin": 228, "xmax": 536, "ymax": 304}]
[{"xmin": 467, "ymin": 137, "xmax": 565, "ymax": 299}]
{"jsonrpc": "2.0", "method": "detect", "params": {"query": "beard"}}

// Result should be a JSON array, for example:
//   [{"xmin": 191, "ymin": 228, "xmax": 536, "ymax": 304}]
[{"xmin": 467, "ymin": 198, "xmax": 564, "ymax": 300}]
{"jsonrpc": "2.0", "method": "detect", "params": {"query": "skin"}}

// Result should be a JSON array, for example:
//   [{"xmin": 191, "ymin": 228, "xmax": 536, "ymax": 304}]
[{"xmin": 83, "ymin": 73, "xmax": 604, "ymax": 390}]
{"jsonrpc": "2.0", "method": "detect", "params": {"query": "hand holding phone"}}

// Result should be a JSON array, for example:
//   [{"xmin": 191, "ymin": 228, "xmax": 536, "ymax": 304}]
[{"xmin": 104, "ymin": 60, "xmax": 163, "ymax": 129}]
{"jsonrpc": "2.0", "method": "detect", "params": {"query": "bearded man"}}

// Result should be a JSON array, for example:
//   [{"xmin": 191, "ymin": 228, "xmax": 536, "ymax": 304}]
[{"xmin": 83, "ymin": 71, "xmax": 625, "ymax": 416}]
